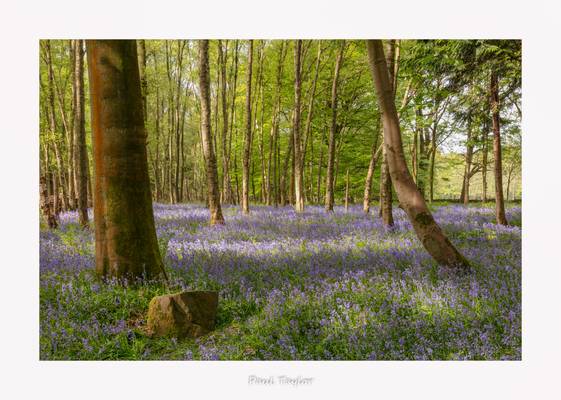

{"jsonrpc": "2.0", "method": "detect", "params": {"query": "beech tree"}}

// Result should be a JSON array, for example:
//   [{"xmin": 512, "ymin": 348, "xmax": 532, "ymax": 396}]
[
  {"xmin": 293, "ymin": 40, "xmax": 305, "ymax": 212},
  {"xmin": 325, "ymin": 41, "xmax": 344, "ymax": 212},
  {"xmin": 241, "ymin": 40, "xmax": 253, "ymax": 214},
  {"xmin": 366, "ymin": 39, "xmax": 469, "ymax": 269},
  {"xmin": 198, "ymin": 40, "xmax": 225, "ymax": 225},
  {"xmin": 362, "ymin": 119, "xmax": 381, "ymax": 213},
  {"xmin": 86, "ymin": 40, "xmax": 165, "ymax": 280},
  {"xmin": 378, "ymin": 40, "xmax": 398, "ymax": 226},
  {"xmin": 72, "ymin": 39, "xmax": 88, "ymax": 227},
  {"xmin": 490, "ymin": 70, "xmax": 508, "ymax": 225}
]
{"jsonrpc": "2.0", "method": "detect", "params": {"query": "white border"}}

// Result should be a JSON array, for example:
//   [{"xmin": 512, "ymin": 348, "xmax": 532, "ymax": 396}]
[{"xmin": 1, "ymin": 0, "xmax": 560, "ymax": 398}]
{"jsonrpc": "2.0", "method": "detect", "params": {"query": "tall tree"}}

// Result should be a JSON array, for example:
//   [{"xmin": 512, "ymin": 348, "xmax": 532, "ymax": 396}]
[
  {"xmin": 378, "ymin": 39, "xmax": 398, "ymax": 226},
  {"xmin": 241, "ymin": 41, "xmax": 254, "ymax": 214},
  {"xmin": 267, "ymin": 41, "xmax": 286, "ymax": 206},
  {"xmin": 363, "ymin": 120, "xmax": 381, "ymax": 213},
  {"xmin": 461, "ymin": 111, "xmax": 474, "ymax": 204},
  {"xmin": 44, "ymin": 40, "xmax": 69, "ymax": 212},
  {"xmin": 490, "ymin": 70, "xmax": 508, "ymax": 225},
  {"xmin": 293, "ymin": 40, "xmax": 305, "ymax": 212},
  {"xmin": 137, "ymin": 40, "xmax": 148, "ymax": 122},
  {"xmin": 302, "ymin": 41, "xmax": 322, "ymax": 203},
  {"xmin": 325, "ymin": 41, "xmax": 345, "ymax": 212},
  {"xmin": 366, "ymin": 40, "xmax": 469, "ymax": 269},
  {"xmin": 199, "ymin": 40, "xmax": 225, "ymax": 225},
  {"xmin": 344, "ymin": 168, "xmax": 350, "ymax": 211},
  {"xmin": 86, "ymin": 40, "xmax": 165, "ymax": 280},
  {"xmin": 218, "ymin": 40, "xmax": 234, "ymax": 204},
  {"xmin": 72, "ymin": 40, "xmax": 88, "ymax": 227}
]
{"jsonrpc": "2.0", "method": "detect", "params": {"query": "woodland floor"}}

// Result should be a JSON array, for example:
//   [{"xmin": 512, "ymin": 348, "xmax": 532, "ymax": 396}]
[{"xmin": 40, "ymin": 202, "xmax": 521, "ymax": 360}]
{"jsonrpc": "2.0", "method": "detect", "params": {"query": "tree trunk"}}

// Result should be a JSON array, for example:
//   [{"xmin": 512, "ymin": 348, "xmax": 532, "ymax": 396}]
[
  {"xmin": 45, "ymin": 40, "xmax": 69, "ymax": 211},
  {"xmin": 366, "ymin": 40, "xmax": 469, "ymax": 269},
  {"xmin": 137, "ymin": 40, "xmax": 148, "ymax": 122},
  {"xmin": 379, "ymin": 40, "xmax": 397, "ymax": 226},
  {"xmin": 40, "ymin": 176, "xmax": 58, "ymax": 229},
  {"xmin": 429, "ymin": 127, "xmax": 437, "ymax": 203},
  {"xmin": 344, "ymin": 168, "xmax": 350, "ymax": 211},
  {"xmin": 280, "ymin": 128, "xmax": 293, "ymax": 206},
  {"xmin": 218, "ymin": 40, "xmax": 234, "ymax": 204},
  {"xmin": 363, "ymin": 119, "xmax": 382, "ymax": 213},
  {"xmin": 461, "ymin": 112, "xmax": 474, "ymax": 205},
  {"xmin": 154, "ymin": 85, "xmax": 162, "ymax": 201},
  {"xmin": 55, "ymin": 41, "xmax": 76, "ymax": 209},
  {"xmin": 482, "ymin": 117, "xmax": 489, "ymax": 203},
  {"xmin": 490, "ymin": 70, "xmax": 508, "ymax": 225},
  {"xmin": 417, "ymin": 107, "xmax": 429, "ymax": 198},
  {"xmin": 379, "ymin": 145, "xmax": 394, "ymax": 224},
  {"xmin": 86, "ymin": 40, "xmax": 165, "ymax": 280},
  {"xmin": 199, "ymin": 40, "xmax": 225, "ymax": 225},
  {"xmin": 241, "ymin": 41, "xmax": 253, "ymax": 214},
  {"xmin": 293, "ymin": 40, "xmax": 305, "ymax": 212},
  {"xmin": 325, "ymin": 41, "xmax": 345, "ymax": 212},
  {"xmin": 72, "ymin": 40, "xmax": 89, "ymax": 227},
  {"xmin": 228, "ymin": 41, "xmax": 240, "ymax": 205},
  {"xmin": 266, "ymin": 43, "xmax": 286, "ymax": 206}
]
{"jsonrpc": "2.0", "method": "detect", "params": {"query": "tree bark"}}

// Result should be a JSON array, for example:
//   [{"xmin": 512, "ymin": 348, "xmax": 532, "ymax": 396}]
[
  {"xmin": 379, "ymin": 40, "xmax": 397, "ymax": 226},
  {"xmin": 490, "ymin": 70, "xmax": 508, "ymax": 225},
  {"xmin": 218, "ymin": 40, "xmax": 234, "ymax": 204},
  {"xmin": 137, "ymin": 40, "xmax": 148, "ymax": 122},
  {"xmin": 241, "ymin": 40, "xmax": 253, "ymax": 214},
  {"xmin": 72, "ymin": 40, "xmax": 89, "ymax": 227},
  {"xmin": 293, "ymin": 40, "xmax": 305, "ymax": 212},
  {"xmin": 325, "ymin": 41, "xmax": 345, "ymax": 212},
  {"xmin": 366, "ymin": 40, "xmax": 469, "ymax": 269},
  {"xmin": 86, "ymin": 40, "xmax": 165, "ymax": 280},
  {"xmin": 344, "ymin": 168, "xmax": 350, "ymax": 211},
  {"xmin": 280, "ymin": 126, "xmax": 294, "ymax": 206},
  {"xmin": 44, "ymin": 40, "xmax": 69, "ymax": 211},
  {"xmin": 363, "ymin": 119, "xmax": 382, "ymax": 213},
  {"xmin": 461, "ymin": 112, "xmax": 473, "ymax": 205},
  {"xmin": 199, "ymin": 40, "xmax": 225, "ymax": 225},
  {"xmin": 429, "ymin": 125, "xmax": 437, "ymax": 203},
  {"xmin": 482, "ymin": 117, "xmax": 489, "ymax": 203},
  {"xmin": 40, "ymin": 176, "xmax": 58, "ymax": 229},
  {"xmin": 228, "ymin": 41, "xmax": 240, "ymax": 205},
  {"xmin": 266, "ymin": 42, "xmax": 286, "ymax": 206}
]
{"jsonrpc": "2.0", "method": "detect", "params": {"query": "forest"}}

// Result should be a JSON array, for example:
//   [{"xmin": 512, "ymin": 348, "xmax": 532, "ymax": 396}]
[{"xmin": 39, "ymin": 39, "xmax": 521, "ymax": 360}]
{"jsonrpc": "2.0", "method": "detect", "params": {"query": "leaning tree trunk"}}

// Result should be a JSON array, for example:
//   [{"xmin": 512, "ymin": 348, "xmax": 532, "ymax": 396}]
[
  {"xmin": 241, "ymin": 40, "xmax": 253, "ymax": 214},
  {"xmin": 325, "ymin": 41, "xmax": 344, "ymax": 212},
  {"xmin": 73, "ymin": 40, "xmax": 89, "ymax": 227},
  {"xmin": 199, "ymin": 40, "xmax": 225, "ymax": 225},
  {"xmin": 366, "ymin": 40, "xmax": 469, "ymax": 269},
  {"xmin": 293, "ymin": 40, "xmax": 305, "ymax": 212},
  {"xmin": 86, "ymin": 40, "xmax": 166, "ymax": 280},
  {"xmin": 490, "ymin": 71, "xmax": 508, "ymax": 225}
]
